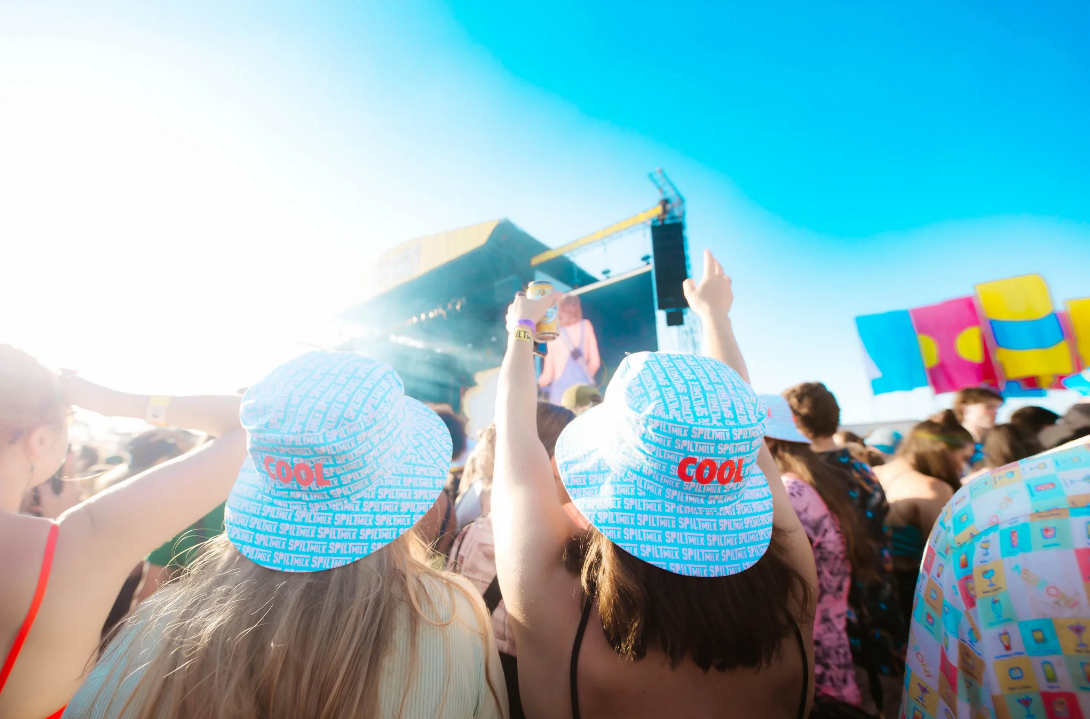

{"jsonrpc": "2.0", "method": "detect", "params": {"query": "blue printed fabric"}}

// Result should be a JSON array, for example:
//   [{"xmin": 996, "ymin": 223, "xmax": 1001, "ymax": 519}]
[
  {"xmin": 225, "ymin": 352, "xmax": 451, "ymax": 573},
  {"xmin": 901, "ymin": 444, "xmax": 1090, "ymax": 719},
  {"xmin": 555, "ymin": 352, "xmax": 771, "ymax": 578}
]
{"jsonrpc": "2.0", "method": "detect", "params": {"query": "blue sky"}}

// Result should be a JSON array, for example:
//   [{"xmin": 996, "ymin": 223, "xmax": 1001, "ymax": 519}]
[{"xmin": 2, "ymin": 0, "xmax": 1087, "ymax": 423}]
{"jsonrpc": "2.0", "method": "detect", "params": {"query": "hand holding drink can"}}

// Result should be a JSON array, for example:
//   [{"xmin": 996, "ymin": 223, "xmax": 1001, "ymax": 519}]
[{"xmin": 526, "ymin": 281, "xmax": 559, "ymax": 342}]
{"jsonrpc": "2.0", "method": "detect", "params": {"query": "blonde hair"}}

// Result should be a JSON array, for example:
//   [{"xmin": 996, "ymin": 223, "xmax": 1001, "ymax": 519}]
[
  {"xmin": 458, "ymin": 424, "xmax": 496, "ymax": 500},
  {"xmin": 92, "ymin": 530, "xmax": 501, "ymax": 718}
]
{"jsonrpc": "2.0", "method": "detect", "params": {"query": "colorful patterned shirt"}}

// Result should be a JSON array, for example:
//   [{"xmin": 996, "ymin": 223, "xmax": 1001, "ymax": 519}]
[
  {"xmin": 783, "ymin": 474, "xmax": 861, "ymax": 705},
  {"xmin": 820, "ymin": 449, "xmax": 907, "ymax": 676},
  {"xmin": 901, "ymin": 443, "xmax": 1090, "ymax": 719},
  {"xmin": 970, "ymin": 442, "xmax": 986, "ymax": 469}
]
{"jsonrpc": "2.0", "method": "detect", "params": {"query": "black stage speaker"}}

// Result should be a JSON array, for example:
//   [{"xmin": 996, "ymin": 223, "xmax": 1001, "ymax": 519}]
[{"xmin": 650, "ymin": 220, "xmax": 689, "ymax": 312}]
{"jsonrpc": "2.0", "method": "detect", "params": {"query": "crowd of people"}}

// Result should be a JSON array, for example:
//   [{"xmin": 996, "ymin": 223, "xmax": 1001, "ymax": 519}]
[{"xmin": 2, "ymin": 249, "xmax": 1089, "ymax": 719}]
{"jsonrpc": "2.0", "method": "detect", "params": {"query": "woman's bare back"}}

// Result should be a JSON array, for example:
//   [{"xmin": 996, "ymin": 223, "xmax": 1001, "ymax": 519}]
[{"xmin": 513, "ymin": 572, "xmax": 811, "ymax": 719}]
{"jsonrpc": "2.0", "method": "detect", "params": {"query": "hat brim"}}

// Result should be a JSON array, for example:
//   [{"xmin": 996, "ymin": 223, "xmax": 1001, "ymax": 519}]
[
  {"xmin": 764, "ymin": 421, "xmax": 812, "ymax": 444},
  {"xmin": 225, "ymin": 397, "xmax": 450, "ymax": 572},
  {"xmin": 555, "ymin": 404, "xmax": 774, "ymax": 578}
]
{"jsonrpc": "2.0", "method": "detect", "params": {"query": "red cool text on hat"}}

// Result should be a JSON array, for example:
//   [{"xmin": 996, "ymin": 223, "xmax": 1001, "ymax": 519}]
[
  {"xmin": 264, "ymin": 456, "xmax": 332, "ymax": 488},
  {"xmin": 676, "ymin": 456, "xmax": 746, "ymax": 485}
]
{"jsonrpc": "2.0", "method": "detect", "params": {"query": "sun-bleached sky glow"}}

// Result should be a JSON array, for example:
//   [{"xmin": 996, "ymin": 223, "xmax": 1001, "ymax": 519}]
[{"xmin": 2, "ymin": 1, "xmax": 1088, "ymax": 423}]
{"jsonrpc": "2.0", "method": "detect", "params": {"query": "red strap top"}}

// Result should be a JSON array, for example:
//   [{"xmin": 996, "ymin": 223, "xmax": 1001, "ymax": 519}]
[{"xmin": 0, "ymin": 523, "xmax": 60, "ymax": 695}]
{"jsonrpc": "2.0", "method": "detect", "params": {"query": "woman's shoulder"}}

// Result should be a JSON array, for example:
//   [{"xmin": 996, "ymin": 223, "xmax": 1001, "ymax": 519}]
[
  {"xmin": 63, "ymin": 602, "xmax": 170, "ymax": 718},
  {"xmin": 390, "ymin": 571, "xmax": 504, "ymax": 709},
  {"xmin": 414, "ymin": 570, "xmax": 492, "ymax": 635},
  {"xmin": 883, "ymin": 466, "xmax": 953, "ymax": 505}
]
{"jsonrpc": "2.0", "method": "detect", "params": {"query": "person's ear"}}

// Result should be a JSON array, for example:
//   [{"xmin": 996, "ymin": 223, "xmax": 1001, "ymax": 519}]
[
  {"xmin": 551, "ymin": 455, "xmax": 562, "ymax": 481},
  {"xmin": 24, "ymin": 424, "xmax": 58, "ymax": 465}
]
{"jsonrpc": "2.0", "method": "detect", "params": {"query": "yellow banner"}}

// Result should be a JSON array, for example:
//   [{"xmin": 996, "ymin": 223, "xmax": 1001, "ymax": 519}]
[
  {"xmin": 1068, "ymin": 297, "xmax": 1090, "ymax": 369},
  {"xmin": 975, "ymin": 274, "xmax": 1073, "ymax": 386}
]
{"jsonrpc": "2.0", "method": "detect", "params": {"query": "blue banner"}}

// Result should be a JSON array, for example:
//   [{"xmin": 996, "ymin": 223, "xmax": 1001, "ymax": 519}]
[
  {"xmin": 989, "ymin": 314, "xmax": 1064, "ymax": 351},
  {"xmin": 855, "ymin": 310, "xmax": 929, "ymax": 395}
]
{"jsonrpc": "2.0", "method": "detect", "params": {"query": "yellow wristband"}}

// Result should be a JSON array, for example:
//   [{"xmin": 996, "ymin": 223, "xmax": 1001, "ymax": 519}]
[
  {"xmin": 513, "ymin": 327, "xmax": 534, "ymax": 343},
  {"xmin": 146, "ymin": 395, "xmax": 171, "ymax": 426}
]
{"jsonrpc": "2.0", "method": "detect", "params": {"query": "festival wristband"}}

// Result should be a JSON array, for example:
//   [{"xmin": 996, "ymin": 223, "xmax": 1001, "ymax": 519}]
[
  {"xmin": 511, "ymin": 318, "xmax": 536, "ymax": 335},
  {"xmin": 146, "ymin": 395, "xmax": 171, "ymax": 426},
  {"xmin": 513, "ymin": 327, "xmax": 534, "ymax": 343}
]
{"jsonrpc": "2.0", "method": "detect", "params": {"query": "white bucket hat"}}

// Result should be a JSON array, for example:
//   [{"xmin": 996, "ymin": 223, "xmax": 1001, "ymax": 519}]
[
  {"xmin": 225, "ymin": 352, "xmax": 451, "ymax": 572},
  {"xmin": 555, "ymin": 352, "xmax": 771, "ymax": 578},
  {"xmin": 758, "ymin": 394, "xmax": 812, "ymax": 444}
]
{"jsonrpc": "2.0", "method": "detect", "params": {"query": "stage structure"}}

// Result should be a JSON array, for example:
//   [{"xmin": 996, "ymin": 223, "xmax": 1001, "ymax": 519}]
[{"xmin": 337, "ymin": 171, "xmax": 691, "ymax": 411}]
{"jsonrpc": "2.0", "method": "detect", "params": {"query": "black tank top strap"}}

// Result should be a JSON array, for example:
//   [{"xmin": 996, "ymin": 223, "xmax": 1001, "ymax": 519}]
[
  {"xmin": 570, "ymin": 591, "xmax": 595, "ymax": 719},
  {"xmin": 793, "ymin": 620, "xmax": 810, "ymax": 719}
]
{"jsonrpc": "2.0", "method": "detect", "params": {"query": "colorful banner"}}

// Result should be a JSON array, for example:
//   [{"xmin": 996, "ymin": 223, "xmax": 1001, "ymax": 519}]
[
  {"xmin": 999, "ymin": 380, "xmax": 1047, "ymax": 398},
  {"xmin": 909, "ymin": 297, "xmax": 998, "ymax": 394},
  {"xmin": 975, "ymin": 274, "xmax": 1075, "ymax": 388},
  {"xmin": 855, "ymin": 310, "xmax": 929, "ymax": 395},
  {"xmin": 1064, "ymin": 369, "xmax": 1090, "ymax": 395},
  {"xmin": 1067, "ymin": 297, "xmax": 1090, "ymax": 370}
]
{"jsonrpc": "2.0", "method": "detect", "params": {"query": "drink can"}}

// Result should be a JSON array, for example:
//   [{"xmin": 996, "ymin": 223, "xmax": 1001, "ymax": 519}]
[{"xmin": 526, "ymin": 281, "xmax": 559, "ymax": 342}]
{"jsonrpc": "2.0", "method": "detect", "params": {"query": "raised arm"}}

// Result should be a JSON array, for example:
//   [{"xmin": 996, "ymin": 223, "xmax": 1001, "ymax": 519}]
[
  {"xmin": 683, "ymin": 249, "xmax": 751, "ymax": 384},
  {"xmin": 538, "ymin": 343, "xmax": 556, "ymax": 388},
  {"xmin": 492, "ymin": 292, "xmax": 576, "ymax": 628},
  {"xmin": 55, "ymin": 376, "xmax": 246, "ymax": 589},
  {"xmin": 61, "ymin": 374, "xmax": 242, "ymax": 438},
  {"xmin": 684, "ymin": 250, "xmax": 817, "ymax": 626},
  {"xmin": 583, "ymin": 320, "xmax": 601, "ymax": 379}
]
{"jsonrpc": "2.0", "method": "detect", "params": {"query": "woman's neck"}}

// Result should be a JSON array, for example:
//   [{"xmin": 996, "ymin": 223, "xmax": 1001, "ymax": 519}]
[
  {"xmin": 807, "ymin": 436, "xmax": 838, "ymax": 453},
  {"xmin": 0, "ymin": 461, "xmax": 32, "ymax": 513}
]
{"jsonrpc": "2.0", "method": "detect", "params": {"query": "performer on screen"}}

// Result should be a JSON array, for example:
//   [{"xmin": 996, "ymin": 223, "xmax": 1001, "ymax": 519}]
[{"xmin": 539, "ymin": 294, "xmax": 600, "ymax": 405}]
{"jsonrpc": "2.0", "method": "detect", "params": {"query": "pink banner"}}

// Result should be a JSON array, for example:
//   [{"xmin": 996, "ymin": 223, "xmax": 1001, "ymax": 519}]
[{"xmin": 909, "ymin": 297, "xmax": 998, "ymax": 394}]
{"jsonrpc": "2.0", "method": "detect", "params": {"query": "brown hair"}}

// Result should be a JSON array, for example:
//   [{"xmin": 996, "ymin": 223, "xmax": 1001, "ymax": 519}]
[
  {"xmin": 834, "ymin": 434, "xmax": 886, "ymax": 466},
  {"xmin": 766, "ymin": 438, "xmax": 874, "ymax": 582},
  {"xmin": 0, "ymin": 344, "xmax": 65, "ymax": 447},
  {"xmin": 563, "ymin": 527, "xmax": 812, "ymax": 671},
  {"xmin": 983, "ymin": 423, "xmax": 1044, "ymax": 469},
  {"xmin": 558, "ymin": 294, "xmax": 584, "ymax": 327},
  {"xmin": 952, "ymin": 387, "xmax": 1003, "ymax": 421},
  {"xmin": 899, "ymin": 410, "xmax": 973, "ymax": 490},
  {"xmin": 92, "ymin": 531, "xmax": 500, "ymax": 718},
  {"xmin": 433, "ymin": 408, "xmax": 467, "ymax": 461},
  {"xmin": 851, "ymin": 444, "xmax": 887, "ymax": 467},
  {"xmin": 1009, "ymin": 406, "xmax": 1060, "ymax": 435},
  {"xmin": 833, "ymin": 431, "xmax": 864, "ymax": 447},
  {"xmin": 537, "ymin": 402, "xmax": 576, "ymax": 457},
  {"xmin": 462, "ymin": 405, "xmax": 573, "ymax": 499},
  {"xmin": 783, "ymin": 382, "xmax": 840, "ymax": 439}
]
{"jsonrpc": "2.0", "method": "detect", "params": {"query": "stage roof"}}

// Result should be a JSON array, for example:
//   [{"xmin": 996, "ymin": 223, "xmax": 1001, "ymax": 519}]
[
  {"xmin": 342, "ymin": 219, "xmax": 596, "ymax": 325},
  {"xmin": 365, "ymin": 219, "xmax": 502, "ymax": 298}
]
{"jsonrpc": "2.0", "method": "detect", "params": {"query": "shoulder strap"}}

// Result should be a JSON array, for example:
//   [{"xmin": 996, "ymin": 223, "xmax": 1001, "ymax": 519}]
[
  {"xmin": 0, "ymin": 522, "xmax": 59, "ymax": 695},
  {"xmin": 447, "ymin": 523, "xmax": 470, "ymax": 572},
  {"xmin": 482, "ymin": 575, "xmax": 503, "ymax": 615},
  {"xmin": 793, "ymin": 621, "xmax": 810, "ymax": 719},
  {"xmin": 570, "ymin": 592, "xmax": 594, "ymax": 719}
]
